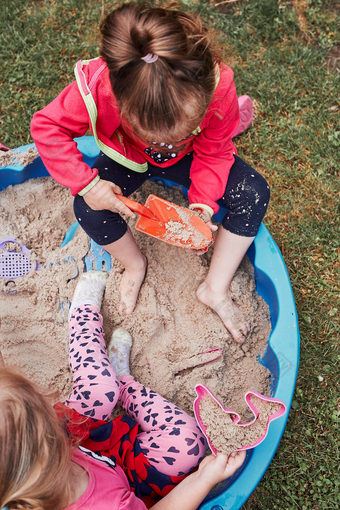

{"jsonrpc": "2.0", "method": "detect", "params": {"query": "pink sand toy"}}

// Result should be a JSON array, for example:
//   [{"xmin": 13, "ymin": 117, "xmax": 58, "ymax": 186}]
[{"xmin": 193, "ymin": 384, "xmax": 286, "ymax": 455}]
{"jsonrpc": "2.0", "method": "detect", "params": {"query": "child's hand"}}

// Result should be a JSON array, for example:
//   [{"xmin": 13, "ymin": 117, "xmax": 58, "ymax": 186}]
[
  {"xmin": 190, "ymin": 207, "xmax": 217, "ymax": 255},
  {"xmin": 150, "ymin": 450, "xmax": 246, "ymax": 510},
  {"xmin": 198, "ymin": 451, "xmax": 246, "ymax": 486},
  {"xmin": 83, "ymin": 179, "xmax": 135, "ymax": 218},
  {"xmin": 191, "ymin": 207, "xmax": 218, "ymax": 232}
]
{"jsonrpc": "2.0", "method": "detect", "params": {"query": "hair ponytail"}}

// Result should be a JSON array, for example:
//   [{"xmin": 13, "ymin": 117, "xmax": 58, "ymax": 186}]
[{"xmin": 100, "ymin": 2, "xmax": 219, "ymax": 142}]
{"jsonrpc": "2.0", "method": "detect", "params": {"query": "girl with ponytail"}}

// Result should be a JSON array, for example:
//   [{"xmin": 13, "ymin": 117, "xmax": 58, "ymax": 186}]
[{"xmin": 31, "ymin": 2, "xmax": 268, "ymax": 344}]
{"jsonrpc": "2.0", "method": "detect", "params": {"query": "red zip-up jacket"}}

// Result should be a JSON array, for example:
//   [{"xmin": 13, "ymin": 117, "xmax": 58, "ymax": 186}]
[{"xmin": 31, "ymin": 58, "xmax": 239, "ymax": 215}]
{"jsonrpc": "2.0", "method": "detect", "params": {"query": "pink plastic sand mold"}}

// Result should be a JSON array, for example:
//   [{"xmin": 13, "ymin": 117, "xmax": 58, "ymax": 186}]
[{"xmin": 193, "ymin": 384, "xmax": 287, "ymax": 455}]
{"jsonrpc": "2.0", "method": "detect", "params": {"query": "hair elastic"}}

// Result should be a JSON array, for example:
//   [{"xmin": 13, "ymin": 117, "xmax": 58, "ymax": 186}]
[{"xmin": 141, "ymin": 53, "xmax": 158, "ymax": 63}]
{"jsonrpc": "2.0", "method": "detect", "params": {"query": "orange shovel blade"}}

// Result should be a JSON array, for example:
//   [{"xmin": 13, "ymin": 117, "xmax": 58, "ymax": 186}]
[{"xmin": 135, "ymin": 194, "xmax": 213, "ymax": 250}]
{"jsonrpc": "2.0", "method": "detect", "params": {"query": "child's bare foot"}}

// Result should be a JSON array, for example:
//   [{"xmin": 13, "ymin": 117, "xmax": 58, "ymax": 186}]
[
  {"xmin": 119, "ymin": 256, "xmax": 147, "ymax": 315},
  {"xmin": 196, "ymin": 281, "xmax": 250, "ymax": 343}
]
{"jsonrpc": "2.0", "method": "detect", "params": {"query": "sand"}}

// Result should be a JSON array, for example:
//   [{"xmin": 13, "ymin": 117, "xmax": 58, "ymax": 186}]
[
  {"xmin": 0, "ymin": 176, "xmax": 272, "ymax": 429},
  {"xmin": 0, "ymin": 147, "xmax": 39, "ymax": 167}
]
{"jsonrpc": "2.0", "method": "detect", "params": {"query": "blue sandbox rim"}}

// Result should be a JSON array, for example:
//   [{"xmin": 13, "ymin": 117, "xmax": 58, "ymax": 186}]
[{"xmin": 0, "ymin": 137, "xmax": 300, "ymax": 509}]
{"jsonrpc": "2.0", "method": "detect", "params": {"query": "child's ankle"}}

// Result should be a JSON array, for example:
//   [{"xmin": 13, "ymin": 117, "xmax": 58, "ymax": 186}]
[
  {"xmin": 108, "ymin": 327, "xmax": 132, "ymax": 377},
  {"xmin": 126, "ymin": 254, "xmax": 147, "ymax": 274},
  {"xmin": 70, "ymin": 271, "xmax": 107, "ymax": 316}
]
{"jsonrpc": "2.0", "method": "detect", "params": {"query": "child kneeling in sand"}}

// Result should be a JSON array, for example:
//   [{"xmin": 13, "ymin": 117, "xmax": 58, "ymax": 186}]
[
  {"xmin": 31, "ymin": 2, "xmax": 270, "ymax": 344},
  {"xmin": 0, "ymin": 272, "xmax": 245, "ymax": 510}
]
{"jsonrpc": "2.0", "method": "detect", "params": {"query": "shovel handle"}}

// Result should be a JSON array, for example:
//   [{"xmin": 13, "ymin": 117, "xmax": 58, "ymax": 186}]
[{"xmin": 116, "ymin": 194, "xmax": 157, "ymax": 221}]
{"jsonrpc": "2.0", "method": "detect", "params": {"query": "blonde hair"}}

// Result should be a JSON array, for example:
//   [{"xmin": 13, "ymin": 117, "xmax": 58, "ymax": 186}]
[
  {"xmin": 0, "ymin": 368, "xmax": 73, "ymax": 510},
  {"xmin": 100, "ymin": 2, "xmax": 220, "ymax": 142}
]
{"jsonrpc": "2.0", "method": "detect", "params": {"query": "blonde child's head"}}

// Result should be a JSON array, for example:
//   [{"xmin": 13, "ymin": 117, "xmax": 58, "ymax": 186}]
[
  {"xmin": 100, "ymin": 2, "xmax": 220, "ymax": 143},
  {"xmin": 0, "ymin": 368, "xmax": 72, "ymax": 510}
]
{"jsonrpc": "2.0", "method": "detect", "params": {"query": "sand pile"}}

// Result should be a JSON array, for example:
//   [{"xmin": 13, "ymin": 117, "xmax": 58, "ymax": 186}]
[
  {"xmin": 0, "ymin": 176, "xmax": 272, "ymax": 427},
  {"xmin": 0, "ymin": 146, "xmax": 39, "ymax": 167}
]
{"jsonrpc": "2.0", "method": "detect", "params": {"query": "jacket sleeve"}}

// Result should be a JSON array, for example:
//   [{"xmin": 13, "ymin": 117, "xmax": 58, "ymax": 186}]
[
  {"xmin": 30, "ymin": 80, "xmax": 98, "ymax": 196},
  {"xmin": 188, "ymin": 77, "xmax": 240, "ymax": 215}
]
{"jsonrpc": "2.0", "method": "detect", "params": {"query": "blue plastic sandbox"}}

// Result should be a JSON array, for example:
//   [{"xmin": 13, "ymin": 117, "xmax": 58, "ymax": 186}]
[{"xmin": 0, "ymin": 136, "xmax": 300, "ymax": 509}]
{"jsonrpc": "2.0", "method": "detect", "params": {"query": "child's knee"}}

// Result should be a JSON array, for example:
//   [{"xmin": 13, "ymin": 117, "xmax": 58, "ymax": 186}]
[
  {"xmin": 175, "ymin": 420, "xmax": 207, "ymax": 472},
  {"xmin": 254, "ymin": 172, "xmax": 270, "ymax": 205},
  {"xmin": 73, "ymin": 195, "xmax": 128, "ymax": 245},
  {"xmin": 243, "ymin": 171, "xmax": 270, "ymax": 209},
  {"xmin": 70, "ymin": 378, "xmax": 120, "ymax": 419},
  {"xmin": 185, "ymin": 421, "xmax": 207, "ymax": 457}
]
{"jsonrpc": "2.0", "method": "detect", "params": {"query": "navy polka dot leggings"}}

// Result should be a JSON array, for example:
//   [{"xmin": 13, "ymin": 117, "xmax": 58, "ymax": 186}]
[
  {"xmin": 64, "ymin": 305, "xmax": 206, "ymax": 476},
  {"xmin": 74, "ymin": 153, "xmax": 270, "ymax": 246}
]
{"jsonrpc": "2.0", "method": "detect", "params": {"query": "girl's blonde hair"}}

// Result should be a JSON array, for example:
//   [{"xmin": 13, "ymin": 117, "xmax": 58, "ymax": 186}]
[
  {"xmin": 100, "ymin": 2, "xmax": 220, "ymax": 142},
  {"xmin": 0, "ymin": 368, "xmax": 73, "ymax": 510}
]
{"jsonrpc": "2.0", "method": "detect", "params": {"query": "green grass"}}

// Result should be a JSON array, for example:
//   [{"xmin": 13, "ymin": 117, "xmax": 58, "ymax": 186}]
[{"xmin": 1, "ymin": 0, "xmax": 339, "ymax": 508}]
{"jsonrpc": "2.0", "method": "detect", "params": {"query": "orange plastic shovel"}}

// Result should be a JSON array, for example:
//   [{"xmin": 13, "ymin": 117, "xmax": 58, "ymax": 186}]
[{"xmin": 116, "ymin": 194, "xmax": 213, "ymax": 251}]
